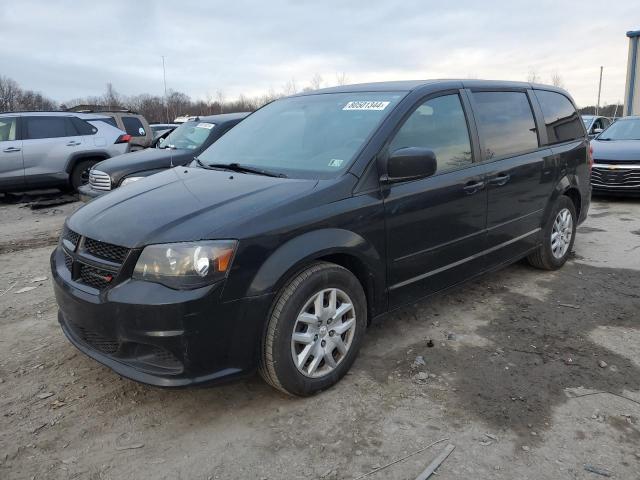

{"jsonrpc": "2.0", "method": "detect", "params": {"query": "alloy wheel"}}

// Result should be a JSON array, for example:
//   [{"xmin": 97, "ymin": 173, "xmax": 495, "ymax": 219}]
[
  {"xmin": 291, "ymin": 288, "xmax": 356, "ymax": 378},
  {"xmin": 551, "ymin": 208, "xmax": 573, "ymax": 259}
]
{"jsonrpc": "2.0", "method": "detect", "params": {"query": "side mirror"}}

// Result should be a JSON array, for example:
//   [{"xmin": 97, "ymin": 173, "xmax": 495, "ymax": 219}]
[
  {"xmin": 384, "ymin": 147, "xmax": 437, "ymax": 183},
  {"xmin": 592, "ymin": 128, "xmax": 603, "ymax": 134}
]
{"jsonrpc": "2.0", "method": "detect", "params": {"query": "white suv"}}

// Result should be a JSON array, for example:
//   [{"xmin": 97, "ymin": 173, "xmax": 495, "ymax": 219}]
[{"xmin": 0, "ymin": 112, "xmax": 130, "ymax": 192}]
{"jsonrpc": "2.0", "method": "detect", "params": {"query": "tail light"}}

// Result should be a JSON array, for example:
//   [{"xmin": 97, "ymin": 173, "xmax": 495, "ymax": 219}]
[
  {"xmin": 115, "ymin": 134, "xmax": 132, "ymax": 144},
  {"xmin": 587, "ymin": 145, "xmax": 594, "ymax": 170}
]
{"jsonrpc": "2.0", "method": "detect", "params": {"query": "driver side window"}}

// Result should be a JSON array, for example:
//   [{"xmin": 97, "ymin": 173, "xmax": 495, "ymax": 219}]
[{"xmin": 389, "ymin": 94, "xmax": 473, "ymax": 175}]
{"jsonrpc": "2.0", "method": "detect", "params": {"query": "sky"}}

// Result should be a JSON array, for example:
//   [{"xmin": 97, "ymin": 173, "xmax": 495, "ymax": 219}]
[{"xmin": 0, "ymin": 0, "xmax": 637, "ymax": 107}]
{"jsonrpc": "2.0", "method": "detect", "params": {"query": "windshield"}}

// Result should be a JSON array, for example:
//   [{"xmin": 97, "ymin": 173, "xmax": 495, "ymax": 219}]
[
  {"xmin": 161, "ymin": 121, "xmax": 215, "ymax": 149},
  {"xmin": 197, "ymin": 92, "xmax": 404, "ymax": 179},
  {"xmin": 598, "ymin": 118, "xmax": 640, "ymax": 140}
]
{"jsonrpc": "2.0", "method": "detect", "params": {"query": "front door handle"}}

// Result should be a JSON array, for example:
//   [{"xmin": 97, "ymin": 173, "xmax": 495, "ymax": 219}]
[
  {"xmin": 3, "ymin": 147, "xmax": 21, "ymax": 152},
  {"xmin": 463, "ymin": 180, "xmax": 485, "ymax": 195},
  {"xmin": 66, "ymin": 141, "xmax": 81, "ymax": 146},
  {"xmin": 489, "ymin": 173, "xmax": 511, "ymax": 186}
]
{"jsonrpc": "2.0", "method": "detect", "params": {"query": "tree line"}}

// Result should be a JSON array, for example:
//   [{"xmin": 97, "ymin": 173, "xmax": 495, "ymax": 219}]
[
  {"xmin": 0, "ymin": 73, "xmax": 349, "ymax": 123},
  {"xmin": 1, "ymin": 72, "xmax": 626, "ymax": 122}
]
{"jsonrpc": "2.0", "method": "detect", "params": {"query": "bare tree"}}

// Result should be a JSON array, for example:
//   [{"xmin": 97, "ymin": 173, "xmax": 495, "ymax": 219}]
[
  {"xmin": 550, "ymin": 72, "xmax": 564, "ymax": 88},
  {"xmin": 216, "ymin": 90, "xmax": 226, "ymax": 113},
  {"xmin": 0, "ymin": 75, "xmax": 57, "ymax": 112},
  {"xmin": 282, "ymin": 78, "xmax": 298, "ymax": 96},
  {"xmin": 335, "ymin": 72, "xmax": 349, "ymax": 86},
  {"xmin": 0, "ymin": 76, "xmax": 21, "ymax": 111},
  {"xmin": 527, "ymin": 68, "xmax": 540, "ymax": 83},
  {"xmin": 308, "ymin": 73, "xmax": 323, "ymax": 91},
  {"xmin": 103, "ymin": 83, "xmax": 121, "ymax": 109}
]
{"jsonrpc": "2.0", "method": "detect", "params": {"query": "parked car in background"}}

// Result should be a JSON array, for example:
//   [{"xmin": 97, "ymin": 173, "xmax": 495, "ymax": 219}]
[
  {"xmin": 582, "ymin": 115, "xmax": 612, "ymax": 137},
  {"xmin": 0, "ymin": 112, "xmax": 130, "ymax": 192},
  {"xmin": 149, "ymin": 123, "xmax": 179, "ymax": 139},
  {"xmin": 53, "ymin": 80, "xmax": 590, "ymax": 396},
  {"xmin": 68, "ymin": 106, "xmax": 153, "ymax": 150},
  {"xmin": 78, "ymin": 112, "xmax": 249, "ymax": 201},
  {"xmin": 590, "ymin": 115, "xmax": 640, "ymax": 195}
]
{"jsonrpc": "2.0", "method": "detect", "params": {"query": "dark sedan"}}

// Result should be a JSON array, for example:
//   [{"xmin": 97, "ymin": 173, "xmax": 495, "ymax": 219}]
[
  {"xmin": 591, "ymin": 116, "xmax": 640, "ymax": 195},
  {"xmin": 78, "ymin": 112, "xmax": 249, "ymax": 201}
]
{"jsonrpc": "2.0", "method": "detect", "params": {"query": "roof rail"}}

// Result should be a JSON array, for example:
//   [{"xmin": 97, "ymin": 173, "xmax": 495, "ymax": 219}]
[{"xmin": 66, "ymin": 104, "xmax": 138, "ymax": 114}]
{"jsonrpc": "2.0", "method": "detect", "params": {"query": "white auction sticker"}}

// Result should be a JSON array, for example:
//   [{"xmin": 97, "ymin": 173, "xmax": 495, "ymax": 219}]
[
  {"xmin": 328, "ymin": 159, "xmax": 344, "ymax": 167},
  {"xmin": 196, "ymin": 122, "xmax": 215, "ymax": 129},
  {"xmin": 343, "ymin": 101, "xmax": 390, "ymax": 111}
]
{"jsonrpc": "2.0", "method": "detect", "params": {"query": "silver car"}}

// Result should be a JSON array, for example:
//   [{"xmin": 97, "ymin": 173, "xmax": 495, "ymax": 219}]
[{"xmin": 0, "ymin": 111, "xmax": 130, "ymax": 192}]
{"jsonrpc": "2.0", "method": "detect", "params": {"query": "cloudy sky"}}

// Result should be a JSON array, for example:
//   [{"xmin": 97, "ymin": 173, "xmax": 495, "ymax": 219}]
[{"xmin": 1, "ymin": 0, "xmax": 636, "ymax": 107}]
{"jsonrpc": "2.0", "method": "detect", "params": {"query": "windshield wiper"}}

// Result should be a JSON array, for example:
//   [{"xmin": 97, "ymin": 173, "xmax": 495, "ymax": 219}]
[
  {"xmin": 193, "ymin": 157, "xmax": 218, "ymax": 170},
  {"xmin": 207, "ymin": 162, "xmax": 287, "ymax": 178}
]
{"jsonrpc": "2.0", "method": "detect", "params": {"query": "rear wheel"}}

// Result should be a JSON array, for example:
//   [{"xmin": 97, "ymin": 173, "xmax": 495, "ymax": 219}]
[
  {"xmin": 527, "ymin": 195, "xmax": 577, "ymax": 270},
  {"xmin": 70, "ymin": 159, "xmax": 99, "ymax": 191},
  {"xmin": 259, "ymin": 262, "xmax": 367, "ymax": 396}
]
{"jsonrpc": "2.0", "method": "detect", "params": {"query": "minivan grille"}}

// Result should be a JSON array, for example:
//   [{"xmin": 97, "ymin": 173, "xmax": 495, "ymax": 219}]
[
  {"xmin": 84, "ymin": 238, "xmax": 129, "ymax": 264},
  {"xmin": 88, "ymin": 170, "xmax": 111, "ymax": 191},
  {"xmin": 62, "ymin": 226, "xmax": 80, "ymax": 249},
  {"xmin": 60, "ymin": 231, "xmax": 130, "ymax": 292},
  {"xmin": 64, "ymin": 251, "xmax": 73, "ymax": 271},
  {"xmin": 79, "ymin": 263, "xmax": 115, "ymax": 290}
]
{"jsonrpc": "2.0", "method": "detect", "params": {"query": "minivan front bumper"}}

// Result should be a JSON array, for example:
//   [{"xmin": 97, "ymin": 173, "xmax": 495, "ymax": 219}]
[{"xmin": 51, "ymin": 246, "xmax": 273, "ymax": 387}]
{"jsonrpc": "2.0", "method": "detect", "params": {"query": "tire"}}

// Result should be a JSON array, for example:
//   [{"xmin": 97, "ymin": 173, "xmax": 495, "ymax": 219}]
[
  {"xmin": 259, "ymin": 262, "xmax": 367, "ymax": 396},
  {"xmin": 527, "ymin": 195, "xmax": 577, "ymax": 270},
  {"xmin": 70, "ymin": 159, "xmax": 99, "ymax": 191}
]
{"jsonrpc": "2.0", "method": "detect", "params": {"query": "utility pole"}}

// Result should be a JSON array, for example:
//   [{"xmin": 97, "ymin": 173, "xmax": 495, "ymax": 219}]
[
  {"xmin": 596, "ymin": 66, "xmax": 603, "ymax": 115},
  {"xmin": 162, "ymin": 56, "xmax": 169, "ymax": 123}
]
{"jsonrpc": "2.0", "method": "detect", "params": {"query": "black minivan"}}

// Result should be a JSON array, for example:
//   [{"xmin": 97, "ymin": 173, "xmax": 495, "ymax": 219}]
[{"xmin": 52, "ymin": 80, "xmax": 591, "ymax": 396}]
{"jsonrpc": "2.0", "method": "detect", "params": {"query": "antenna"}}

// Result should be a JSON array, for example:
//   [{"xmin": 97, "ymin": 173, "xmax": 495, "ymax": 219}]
[
  {"xmin": 596, "ymin": 66, "xmax": 603, "ymax": 116},
  {"xmin": 162, "ymin": 56, "xmax": 169, "ymax": 124}
]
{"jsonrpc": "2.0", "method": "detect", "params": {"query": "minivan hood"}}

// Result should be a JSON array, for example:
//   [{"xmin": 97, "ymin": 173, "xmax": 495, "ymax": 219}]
[
  {"xmin": 95, "ymin": 148, "xmax": 195, "ymax": 184},
  {"xmin": 69, "ymin": 167, "xmax": 318, "ymax": 248},
  {"xmin": 591, "ymin": 139, "xmax": 640, "ymax": 162}
]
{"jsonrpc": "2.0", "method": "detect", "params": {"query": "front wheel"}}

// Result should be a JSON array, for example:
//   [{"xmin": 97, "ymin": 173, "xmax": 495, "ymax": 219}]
[
  {"xmin": 70, "ymin": 159, "xmax": 99, "ymax": 191},
  {"xmin": 259, "ymin": 262, "xmax": 367, "ymax": 396},
  {"xmin": 527, "ymin": 195, "xmax": 577, "ymax": 270}
]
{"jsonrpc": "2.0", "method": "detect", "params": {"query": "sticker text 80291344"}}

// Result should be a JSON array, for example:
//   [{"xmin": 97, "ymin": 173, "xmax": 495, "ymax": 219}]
[{"xmin": 342, "ymin": 101, "xmax": 390, "ymax": 111}]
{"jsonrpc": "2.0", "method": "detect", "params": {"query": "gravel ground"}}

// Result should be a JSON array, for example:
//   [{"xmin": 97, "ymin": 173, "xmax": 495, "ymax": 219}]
[{"xmin": 0, "ymin": 194, "xmax": 639, "ymax": 480}]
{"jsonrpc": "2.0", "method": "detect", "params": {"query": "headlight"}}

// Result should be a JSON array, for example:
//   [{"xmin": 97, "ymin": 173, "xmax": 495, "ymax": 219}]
[
  {"xmin": 121, "ymin": 176, "xmax": 144, "ymax": 186},
  {"xmin": 133, "ymin": 240, "xmax": 237, "ymax": 289}
]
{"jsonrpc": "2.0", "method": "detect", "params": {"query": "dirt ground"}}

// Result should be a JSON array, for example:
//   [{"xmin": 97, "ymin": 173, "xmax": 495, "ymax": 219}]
[{"xmin": 0, "ymin": 193, "xmax": 639, "ymax": 480}]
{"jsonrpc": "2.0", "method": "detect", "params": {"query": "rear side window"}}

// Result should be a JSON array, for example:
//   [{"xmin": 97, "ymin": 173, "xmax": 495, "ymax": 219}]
[
  {"xmin": 71, "ymin": 117, "xmax": 98, "ymax": 135},
  {"xmin": 472, "ymin": 91, "xmax": 538, "ymax": 160},
  {"xmin": 88, "ymin": 117, "xmax": 117, "ymax": 128},
  {"xmin": 122, "ymin": 116, "xmax": 146, "ymax": 136},
  {"xmin": 389, "ymin": 94, "xmax": 473, "ymax": 174},
  {"xmin": 0, "ymin": 117, "xmax": 17, "ymax": 141},
  {"xmin": 24, "ymin": 117, "xmax": 76, "ymax": 140},
  {"xmin": 535, "ymin": 90, "xmax": 584, "ymax": 144}
]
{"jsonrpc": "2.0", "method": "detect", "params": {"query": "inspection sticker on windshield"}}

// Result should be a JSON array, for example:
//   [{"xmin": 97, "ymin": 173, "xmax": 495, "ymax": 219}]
[
  {"xmin": 196, "ymin": 122, "xmax": 215, "ymax": 129},
  {"xmin": 343, "ymin": 101, "xmax": 390, "ymax": 111},
  {"xmin": 328, "ymin": 159, "xmax": 343, "ymax": 167}
]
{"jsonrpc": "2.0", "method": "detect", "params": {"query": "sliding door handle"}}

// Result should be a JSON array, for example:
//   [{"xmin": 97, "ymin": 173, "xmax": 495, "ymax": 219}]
[
  {"xmin": 463, "ymin": 180, "xmax": 485, "ymax": 194},
  {"xmin": 488, "ymin": 173, "xmax": 510, "ymax": 186},
  {"xmin": 3, "ymin": 147, "xmax": 21, "ymax": 152}
]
